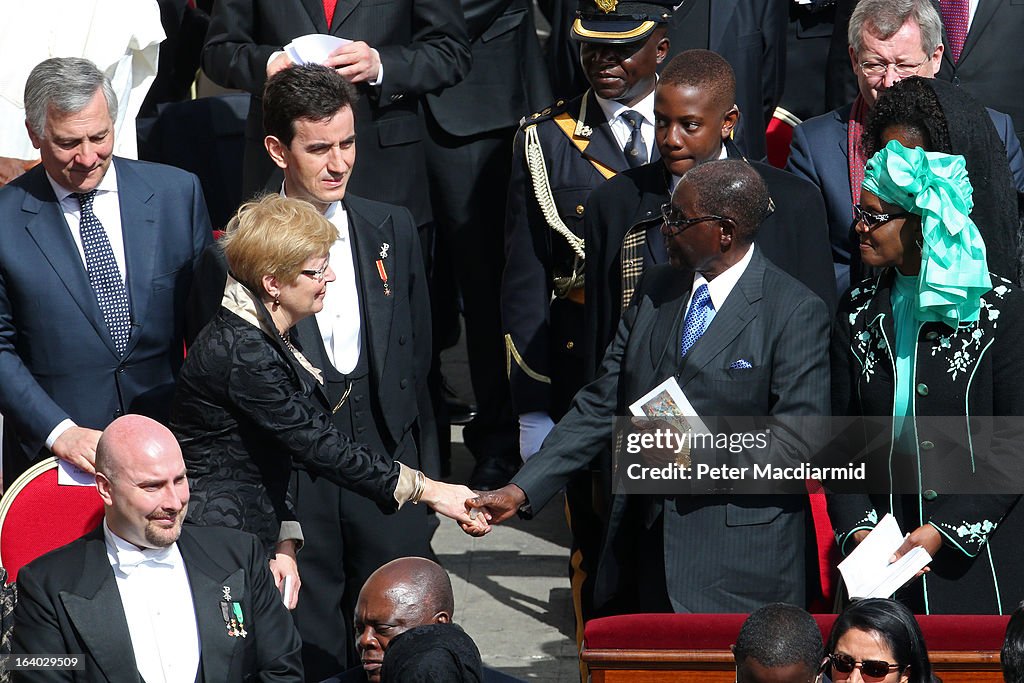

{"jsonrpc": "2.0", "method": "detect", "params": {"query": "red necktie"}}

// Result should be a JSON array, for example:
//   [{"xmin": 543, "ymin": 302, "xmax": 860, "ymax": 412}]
[
  {"xmin": 939, "ymin": 0, "xmax": 969, "ymax": 63},
  {"xmin": 323, "ymin": 0, "xmax": 338, "ymax": 27}
]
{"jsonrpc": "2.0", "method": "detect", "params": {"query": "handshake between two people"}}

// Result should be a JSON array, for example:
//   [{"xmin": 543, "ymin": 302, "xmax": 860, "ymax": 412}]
[{"xmin": 429, "ymin": 481, "xmax": 530, "ymax": 537}]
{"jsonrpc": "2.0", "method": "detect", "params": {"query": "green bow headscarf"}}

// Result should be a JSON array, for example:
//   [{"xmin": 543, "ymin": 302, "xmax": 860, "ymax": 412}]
[{"xmin": 862, "ymin": 139, "xmax": 991, "ymax": 326}]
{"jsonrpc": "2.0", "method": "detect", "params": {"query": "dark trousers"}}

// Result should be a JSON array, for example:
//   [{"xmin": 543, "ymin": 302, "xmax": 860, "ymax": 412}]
[{"xmin": 421, "ymin": 111, "xmax": 519, "ymax": 468}]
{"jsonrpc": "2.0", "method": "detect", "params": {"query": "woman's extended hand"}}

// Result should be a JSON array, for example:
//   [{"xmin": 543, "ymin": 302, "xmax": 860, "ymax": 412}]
[
  {"xmin": 269, "ymin": 540, "xmax": 301, "ymax": 610},
  {"xmin": 421, "ymin": 478, "xmax": 491, "ymax": 537},
  {"xmin": 889, "ymin": 523, "xmax": 942, "ymax": 579}
]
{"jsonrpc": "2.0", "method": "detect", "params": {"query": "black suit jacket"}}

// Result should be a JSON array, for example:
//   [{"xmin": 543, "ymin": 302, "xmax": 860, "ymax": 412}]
[
  {"xmin": 201, "ymin": 0, "xmax": 471, "ymax": 224},
  {"xmin": 0, "ymin": 159, "xmax": 213, "ymax": 484},
  {"xmin": 424, "ymin": 0, "xmax": 551, "ymax": 137},
  {"xmin": 291, "ymin": 195, "xmax": 439, "ymax": 477},
  {"xmin": 12, "ymin": 525, "xmax": 303, "ymax": 682},
  {"xmin": 513, "ymin": 249, "xmax": 831, "ymax": 612},
  {"xmin": 582, "ymin": 143, "xmax": 836, "ymax": 378}
]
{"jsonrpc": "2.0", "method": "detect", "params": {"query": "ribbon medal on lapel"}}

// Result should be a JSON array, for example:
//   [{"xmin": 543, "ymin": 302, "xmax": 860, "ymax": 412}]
[
  {"xmin": 376, "ymin": 242, "xmax": 392, "ymax": 297},
  {"xmin": 221, "ymin": 586, "xmax": 247, "ymax": 638}
]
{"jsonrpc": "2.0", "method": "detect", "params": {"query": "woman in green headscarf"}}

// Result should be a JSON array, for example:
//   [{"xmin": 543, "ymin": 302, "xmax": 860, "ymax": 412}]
[{"xmin": 828, "ymin": 139, "xmax": 1024, "ymax": 615}]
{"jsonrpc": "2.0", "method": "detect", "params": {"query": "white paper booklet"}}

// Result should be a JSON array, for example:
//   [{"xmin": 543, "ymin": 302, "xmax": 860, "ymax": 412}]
[
  {"xmin": 627, "ymin": 376, "xmax": 710, "ymax": 435},
  {"xmin": 285, "ymin": 33, "xmax": 353, "ymax": 66},
  {"xmin": 838, "ymin": 513, "xmax": 932, "ymax": 599}
]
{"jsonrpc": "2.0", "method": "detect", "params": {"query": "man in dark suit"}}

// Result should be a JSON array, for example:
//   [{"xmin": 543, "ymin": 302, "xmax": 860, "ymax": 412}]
[
  {"xmin": 420, "ymin": 0, "xmax": 552, "ymax": 490},
  {"xmin": 544, "ymin": 0, "xmax": 786, "ymax": 160},
  {"xmin": 829, "ymin": 0, "xmax": 1024, "ymax": 148},
  {"xmin": 12, "ymin": 414, "xmax": 302, "ymax": 682},
  {"xmin": 474, "ymin": 160, "xmax": 830, "ymax": 614},
  {"xmin": 0, "ymin": 57, "xmax": 212, "ymax": 487},
  {"xmin": 583, "ymin": 49, "xmax": 836, "ymax": 379},
  {"xmin": 186, "ymin": 64, "xmax": 438, "ymax": 679},
  {"xmin": 788, "ymin": 0, "xmax": 1024, "ymax": 295},
  {"xmin": 200, "ymin": 0, "xmax": 470, "ymax": 228}
]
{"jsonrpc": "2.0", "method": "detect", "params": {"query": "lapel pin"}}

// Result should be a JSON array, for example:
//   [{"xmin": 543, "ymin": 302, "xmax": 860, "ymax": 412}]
[
  {"xmin": 375, "ymin": 259, "xmax": 392, "ymax": 297},
  {"xmin": 379, "ymin": 242, "xmax": 390, "ymax": 259}
]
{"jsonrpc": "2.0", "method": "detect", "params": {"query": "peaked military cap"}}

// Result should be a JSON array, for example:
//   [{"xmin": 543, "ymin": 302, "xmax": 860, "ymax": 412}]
[{"xmin": 571, "ymin": 0, "xmax": 673, "ymax": 44}]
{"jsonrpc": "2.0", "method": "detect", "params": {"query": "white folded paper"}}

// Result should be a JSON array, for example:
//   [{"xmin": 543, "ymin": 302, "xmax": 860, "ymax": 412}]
[
  {"xmin": 838, "ymin": 513, "xmax": 932, "ymax": 599},
  {"xmin": 57, "ymin": 459, "xmax": 96, "ymax": 487},
  {"xmin": 285, "ymin": 33, "xmax": 352, "ymax": 66}
]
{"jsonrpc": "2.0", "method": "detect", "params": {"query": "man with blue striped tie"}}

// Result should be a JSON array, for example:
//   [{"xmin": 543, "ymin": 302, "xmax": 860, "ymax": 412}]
[{"xmin": 469, "ymin": 159, "xmax": 830, "ymax": 614}]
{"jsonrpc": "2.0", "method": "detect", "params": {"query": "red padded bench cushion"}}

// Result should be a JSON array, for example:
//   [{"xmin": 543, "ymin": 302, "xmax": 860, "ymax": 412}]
[{"xmin": 584, "ymin": 613, "xmax": 1010, "ymax": 652}]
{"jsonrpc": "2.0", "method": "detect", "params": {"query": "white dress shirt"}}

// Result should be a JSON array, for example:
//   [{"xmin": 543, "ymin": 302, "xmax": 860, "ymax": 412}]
[
  {"xmin": 46, "ymin": 165, "xmax": 128, "ymax": 283},
  {"xmin": 315, "ymin": 200, "xmax": 362, "ymax": 373},
  {"xmin": 595, "ymin": 88, "xmax": 657, "ymax": 164},
  {"xmin": 44, "ymin": 164, "xmax": 127, "ymax": 449},
  {"xmin": 683, "ymin": 242, "xmax": 755, "ymax": 325},
  {"xmin": 104, "ymin": 521, "xmax": 201, "ymax": 683}
]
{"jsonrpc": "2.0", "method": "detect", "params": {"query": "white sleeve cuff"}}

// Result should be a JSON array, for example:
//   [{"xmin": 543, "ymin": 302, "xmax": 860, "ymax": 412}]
[
  {"xmin": 370, "ymin": 50, "xmax": 383, "ymax": 86},
  {"xmin": 45, "ymin": 419, "xmax": 77, "ymax": 450}
]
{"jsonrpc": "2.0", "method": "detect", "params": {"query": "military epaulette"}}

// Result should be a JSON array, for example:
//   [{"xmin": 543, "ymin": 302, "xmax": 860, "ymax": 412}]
[{"xmin": 518, "ymin": 99, "xmax": 569, "ymax": 128}]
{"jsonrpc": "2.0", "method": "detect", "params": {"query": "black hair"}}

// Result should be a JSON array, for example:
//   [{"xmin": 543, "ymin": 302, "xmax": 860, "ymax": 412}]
[
  {"xmin": 826, "ymin": 599, "xmax": 932, "ymax": 683},
  {"xmin": 1002, "ymin": 602, "xmax": 1024, "ymax": 683},
  {"xmin": 659, "ymin": 49, "xmax": 736, "ymax": 114},
  {"xmin": 262, "ymin": 64, "xmax": 358, "ymax": 147},
  {"xmin": 680, "ymin": 159, "xmax": 770, "ymax": 243},
  {"xmin": 735, "ymin": 603, "xmax": 824, "ymax": 673},
  {"xmin": 862, "ymin": 76, "xmax": 952, "ymax": 157}
]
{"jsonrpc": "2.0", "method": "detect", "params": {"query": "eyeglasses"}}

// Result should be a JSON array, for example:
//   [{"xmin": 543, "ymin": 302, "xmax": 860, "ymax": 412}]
[
  {"xmin": 660, "ymin": 203, "xmax": 733, "ymax": 237},
  {"xmin": 300, "ymin": 257, "xmax": 331, "ymax": 282},
  {"xmin": 829, "ymin": 652, "xmax": 903, "ymax": 679},
  {"xmin": 853, "ymin": 203, "xmax": 910, "ymax": 230},
  {"xmin": 858, "ymin": 58, "xmax": 928, "ymax": 80}
]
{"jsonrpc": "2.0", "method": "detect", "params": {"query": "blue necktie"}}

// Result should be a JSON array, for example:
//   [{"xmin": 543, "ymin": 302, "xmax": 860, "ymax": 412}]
[
  {"xmin": 620, "ymin": 110, "xmax": 647, "ymax": 168},
  {"xmin": 680, "ymin": 284, "xmax": 713, "ymax": 356},
  {"xmin": 75, "ymin": 190, "xmax": 131, "ymax": 355}
]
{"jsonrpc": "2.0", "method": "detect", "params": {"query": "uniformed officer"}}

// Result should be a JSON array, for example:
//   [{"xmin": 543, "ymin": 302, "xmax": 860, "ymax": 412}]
[{"xmin": 498, "ymin": 0, "xmax": 672, "ymax": 641}]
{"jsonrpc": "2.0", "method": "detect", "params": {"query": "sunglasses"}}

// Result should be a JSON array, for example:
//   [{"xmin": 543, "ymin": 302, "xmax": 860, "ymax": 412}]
[
  {"xmin": 829, "ymin": 652, "xmax": 903, "ymax": 678},
  {"xmin": 853, "ymin": 203, "xmax": 910, "ymax": 231}
]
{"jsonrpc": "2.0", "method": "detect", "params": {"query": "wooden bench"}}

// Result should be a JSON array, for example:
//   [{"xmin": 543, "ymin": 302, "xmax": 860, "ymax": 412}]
[{"xmin": 581, "ymin": 613, "xmax": 1010, "ymax": 682}]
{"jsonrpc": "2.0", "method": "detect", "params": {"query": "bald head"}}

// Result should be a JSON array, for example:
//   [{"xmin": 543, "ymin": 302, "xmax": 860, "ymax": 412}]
[
  {"xmin": 355, "ymin": 557, "xmax": 455, "ymax": 681},
  {"xmin": 95, "ymin": 415, "xmax": 189, "ymax": 549},
  {"xmin": 96, "ymin": 415, "xmax": 183, "ymax": 482},
  {"xmin": 362, "ymin": 557, "xmax": 455, "ymax": 620}
]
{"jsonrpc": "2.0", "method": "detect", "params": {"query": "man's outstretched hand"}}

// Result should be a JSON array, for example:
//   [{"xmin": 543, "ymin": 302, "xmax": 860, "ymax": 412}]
[{"xmin": 461, "ymin": 484, "xmax": 528, "ymax": 534}]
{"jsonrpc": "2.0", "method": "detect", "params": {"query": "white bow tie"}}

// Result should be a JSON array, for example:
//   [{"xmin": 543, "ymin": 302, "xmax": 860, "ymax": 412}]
[{"xmin": 116, "ymin": 544, "xmax": 177, "ymax": 575}]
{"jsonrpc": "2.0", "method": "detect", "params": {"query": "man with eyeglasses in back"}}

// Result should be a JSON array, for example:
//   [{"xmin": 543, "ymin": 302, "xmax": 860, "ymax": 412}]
[
  {"xmin": 471, "ymin": 160, "xmax": 830, "ymax": 615},
  {"xmin": 786, "ymin": 0, "xmax": 1024, "ymax": 297}
]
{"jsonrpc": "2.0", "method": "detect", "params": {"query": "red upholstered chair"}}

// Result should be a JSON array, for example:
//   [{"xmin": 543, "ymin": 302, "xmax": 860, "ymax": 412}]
[
  {"xmin": 765, "ymin": 106, "xmax": 802, "ymax": 169},
  {"xmin": 0, "ymin": 457, "xmax": 104, "ymax": 584}
]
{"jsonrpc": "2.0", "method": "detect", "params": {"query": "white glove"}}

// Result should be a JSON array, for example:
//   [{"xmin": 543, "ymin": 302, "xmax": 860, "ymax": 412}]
[{"xmin": 519, "ymin": 412, "xmax": 555, "ymax": 461}]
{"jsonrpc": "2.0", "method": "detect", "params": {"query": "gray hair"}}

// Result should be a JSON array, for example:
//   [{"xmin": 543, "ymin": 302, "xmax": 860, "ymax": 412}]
[
  {"xmin": 848, "ymin": 0, "xmax": 944, "ymax": 57},
  {"xmin": 24, "ymin": 57, "xmax": 118, "ymax": 138}
]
